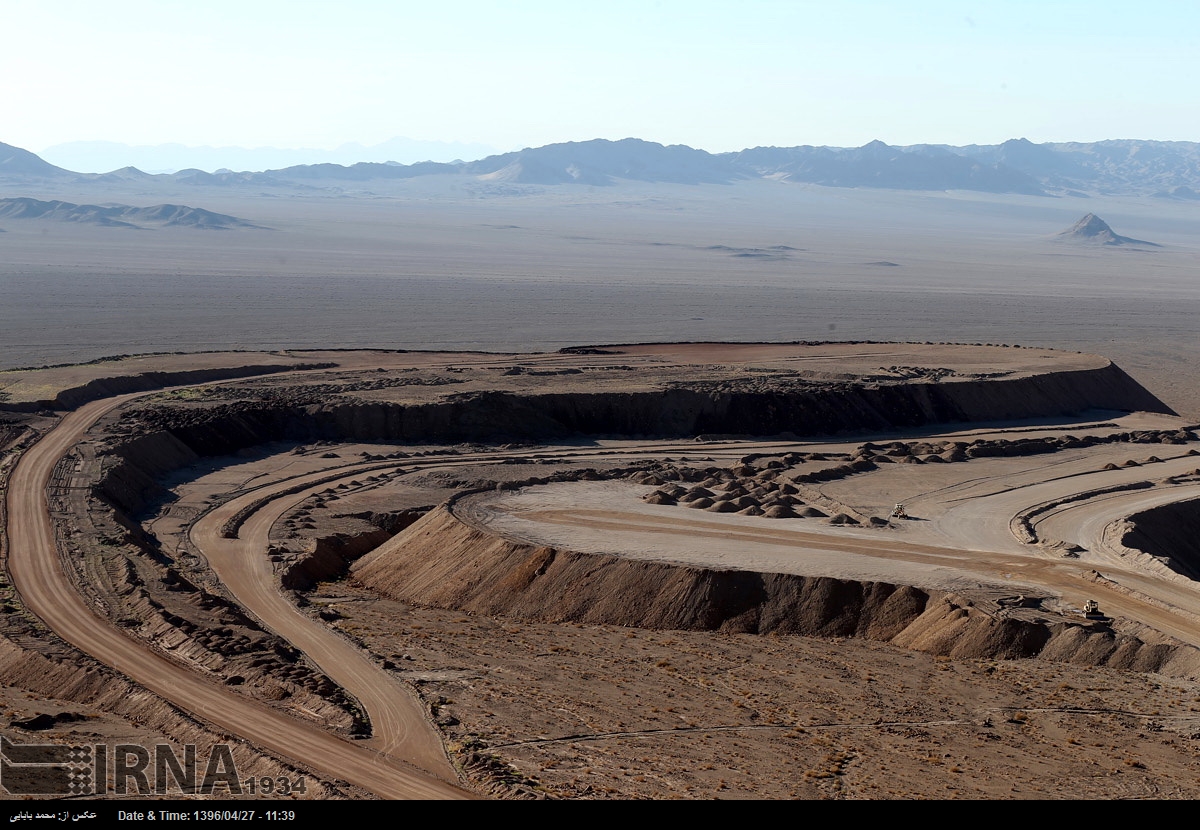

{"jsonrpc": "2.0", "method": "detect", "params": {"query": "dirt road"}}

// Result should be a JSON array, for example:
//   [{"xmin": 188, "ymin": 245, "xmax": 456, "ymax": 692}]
[
  {"xmin": 190, "ymin": 469, "xmax": 457, "ymax": 779},
  {"xmin": 6, "ymin": 394, "xmax": 473, "ymax": 799}
]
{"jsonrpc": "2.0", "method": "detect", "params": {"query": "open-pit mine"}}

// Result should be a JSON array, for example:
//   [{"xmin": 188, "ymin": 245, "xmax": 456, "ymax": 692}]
[{"xmin": 3, "ymin": 341, "xmax": 1200, "ymax": 800}]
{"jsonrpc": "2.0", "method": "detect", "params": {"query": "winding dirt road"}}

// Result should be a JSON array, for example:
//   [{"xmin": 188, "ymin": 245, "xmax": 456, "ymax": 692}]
[
  {"xmin": 6, "ymin": 394, "xmax": 473, "ymax": 800},
  {"xmin": 190, "ymin": 468, "xmax": 456, "ymax": 778}
]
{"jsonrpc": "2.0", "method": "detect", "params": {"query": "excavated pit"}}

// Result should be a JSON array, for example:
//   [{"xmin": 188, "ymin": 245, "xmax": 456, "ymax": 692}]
[
  {"xmin": 85, "ymin": 349, "xmax": 1187, "ymax": 657},
  {"xmin": 87, "ymin": 350, "xmax": 1171, "ymax": 521},
  {"xmin": 12, "ymin": 342, "xmax": 1199, "ymax": 749}
]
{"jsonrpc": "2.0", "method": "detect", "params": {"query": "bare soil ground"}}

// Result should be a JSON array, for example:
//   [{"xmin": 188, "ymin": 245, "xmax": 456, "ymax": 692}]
[
  {"xmin": 4, "ymin": 344, "xmax": 1200, "ymax": 800},
  {"xmin": 2, "ymin": 181, "xmax": 1199, "ymax": 418},
  {"xmin": 321, "ymin": 589, "xmax": 1200, "ymax": 800}
]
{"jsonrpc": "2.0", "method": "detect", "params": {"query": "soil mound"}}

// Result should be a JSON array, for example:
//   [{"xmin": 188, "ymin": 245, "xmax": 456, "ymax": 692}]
[
  {"xmin": 353, "ymin": 506, "xmax": 1200, "ymax": 676},
  {"xmin": 353, "ymin": 506, "xmax": 929, "ymax": 637}
]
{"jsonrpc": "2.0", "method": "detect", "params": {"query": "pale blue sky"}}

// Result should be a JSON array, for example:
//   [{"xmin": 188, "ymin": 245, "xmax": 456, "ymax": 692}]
[{"xmin": 3, "ymin": 0, "xmax": 1196, "ymax": 154}]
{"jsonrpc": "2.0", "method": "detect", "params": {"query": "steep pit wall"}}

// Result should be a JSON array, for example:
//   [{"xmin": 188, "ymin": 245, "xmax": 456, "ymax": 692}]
[
  {"xmin": 1120, "ymin": 497, "xmax": 1200, "ymax": 581},
  {"xmin": 96, "ymin": 359, "xmax": 1170, "ymax": 519},
  {"xmin": 526, "ymin": 361, "xmax": 1170, "ymax": 437},
  {"xmin": 280, "ymin": 510, "xmax": 426, "ymax": 591},
  {"xmin": 352, "ymin": 506, "xmax": 1200, "ymax": 678},
  {"xmin": 301, "ymin": 360, "xmax": 1169, "ymax": 441},
  {"xmin": 52, "ymin": 365, "xmax": 334, "ymax": 410}
]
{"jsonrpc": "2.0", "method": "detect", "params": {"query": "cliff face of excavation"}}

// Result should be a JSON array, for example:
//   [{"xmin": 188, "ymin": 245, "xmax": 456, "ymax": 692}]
[
  {"xmin": 201, "ymin": 361, "xmax": 1171, "ymax": 444},
  {"xmin": 1121, "ymin": 497, "xmax": 1200, "ymax": 581},
  {"xmin": 96, "ymin": 359, "xmax": 1168, "ymax": 518},
  {"xmin": 354, "ymin": 507, "xmax": 1200, "ymax": 677}
]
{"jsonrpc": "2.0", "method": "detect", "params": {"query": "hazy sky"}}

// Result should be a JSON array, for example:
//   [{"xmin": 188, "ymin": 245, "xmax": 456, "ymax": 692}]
[{"xmin": 4, "ymin": 0, "xmax": 1196, "ymax": 154}]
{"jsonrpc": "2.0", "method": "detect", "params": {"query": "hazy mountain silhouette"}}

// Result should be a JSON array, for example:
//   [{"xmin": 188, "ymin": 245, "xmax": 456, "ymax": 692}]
[
  {"xmin": 463, "ymin": 138, "xmax": 736, "ymax": 185},
  {"xmin": 955, "ymin": 137, "xmax": 1089, "ymax": 184},
  {"xmin": 91, "ymin": 166, "xmax": 159, "ymax": 184},
  {"xmin": 0, "ymin": 142, "xmax": 74, "ymax": 180},
  {"xmin": 961, "ymin": 139, "xmax": 1200, "ymax": 196},
  {"xmin": 0, "ymin": 197, "xmax": 261, "ymax": 229},
  {"xmin": 1153, "ymin": 185, "xmax": 1200, "ymax": 200},
  {"xmin": 728, "ymin": 140, "xmax": 1042, "ymax": 193},
  {"xmin": 1055, "ymin": 213, "xmax": 1158, "ymax": 247},
  {"xmin": 266, "ymin": 160, "xmax": 457, "ymax": 182},
  {"xmin": 6, "ymin": 137, "xmax": 1200, "ymax": 196}
]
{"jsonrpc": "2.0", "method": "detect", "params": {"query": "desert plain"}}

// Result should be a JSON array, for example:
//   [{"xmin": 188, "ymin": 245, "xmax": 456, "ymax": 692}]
[{"xmin": 2, "ymin": 171, "xmax": 1200, "ymax": 801}]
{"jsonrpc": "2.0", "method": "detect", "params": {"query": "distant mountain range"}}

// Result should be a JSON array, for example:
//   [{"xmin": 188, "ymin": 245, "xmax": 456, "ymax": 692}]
[
  {"xmin": 6, "ymin": 137, "xmax": 1200, "ymax": 197},
  {"xmin": 0, "ymin": 197, "xmax": 259, "ymax": 229}
]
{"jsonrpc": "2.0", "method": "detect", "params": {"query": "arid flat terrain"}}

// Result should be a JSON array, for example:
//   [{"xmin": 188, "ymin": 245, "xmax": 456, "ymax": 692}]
[
  {"xmin": 2, "ymin": 179, "xmax": 1199, "ymax": 419},
  {"xmin": 3, "ymin": 343, "xmax": 1200, "ymax": 800}
]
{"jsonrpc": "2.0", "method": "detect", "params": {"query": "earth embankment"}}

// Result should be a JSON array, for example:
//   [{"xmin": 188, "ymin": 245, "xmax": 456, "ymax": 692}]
[{"xmin": 353, "ymin": 506, "xmax": 1200, "ymax": 676}]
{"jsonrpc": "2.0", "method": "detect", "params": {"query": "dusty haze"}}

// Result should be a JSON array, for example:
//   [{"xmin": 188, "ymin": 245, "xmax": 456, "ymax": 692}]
[{"xmin": 1, "ymin": 177, "xmax": 1197, "ymax": 417}]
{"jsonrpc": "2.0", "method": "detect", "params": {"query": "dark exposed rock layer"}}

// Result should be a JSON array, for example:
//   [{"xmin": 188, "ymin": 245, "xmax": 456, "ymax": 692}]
[
  {"xmin": 96, "ymin": 359, "xmax": 1169, "ymax": 518},
  {"xmin": 1121, "ymin": 497, "xmax": 1200, "ymax": 581}
]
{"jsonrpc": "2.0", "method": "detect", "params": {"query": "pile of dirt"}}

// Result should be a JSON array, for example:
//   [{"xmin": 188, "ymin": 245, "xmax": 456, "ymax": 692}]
[{"xmin": 353, "ymin": 507, "xmax": 1200, "ymax": 677}]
